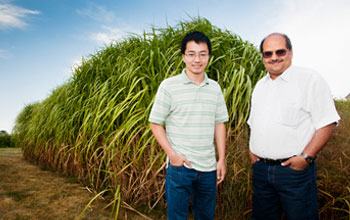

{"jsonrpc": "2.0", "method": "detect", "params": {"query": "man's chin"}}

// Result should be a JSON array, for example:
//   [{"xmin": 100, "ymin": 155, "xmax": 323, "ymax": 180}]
[
  {"xmin": 191, "ymin": 69, "xmax": 204, "ymax": 74},
  {"xmin": 193, "ymin": 71, "xmax": 204, "ymax": 75}
]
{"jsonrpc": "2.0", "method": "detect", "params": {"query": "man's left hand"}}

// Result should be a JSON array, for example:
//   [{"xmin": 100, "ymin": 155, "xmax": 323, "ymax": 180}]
[
  {"xmin": 281, "ymin": 155, "xmax": 309, "ymax": 171},
  {"xmin": 216, "ymin": 160, "xmax": 226, "ymax": 185}
]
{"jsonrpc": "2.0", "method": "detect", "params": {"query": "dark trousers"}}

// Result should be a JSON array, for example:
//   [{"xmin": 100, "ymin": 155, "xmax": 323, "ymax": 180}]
[
  {"xmin": 165, "ymin": 163, "xmax": 217, "ymax": 220},
  {"xmin": 252, "ymin": 161, "xmax": 319, "ymax": 220}
]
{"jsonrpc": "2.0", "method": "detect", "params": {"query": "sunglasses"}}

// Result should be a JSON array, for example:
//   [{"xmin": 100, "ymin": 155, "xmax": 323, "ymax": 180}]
[{"xmin": 262, "ymin": 49, "xmax": 288, "ymax": 58}]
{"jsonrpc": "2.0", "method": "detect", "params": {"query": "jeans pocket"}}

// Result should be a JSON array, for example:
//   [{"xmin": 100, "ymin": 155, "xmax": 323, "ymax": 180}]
[
  {"xmin": 168, "ymin": 162, "xmax": 184, "ymax": 169},
  {"xmin": 286, "ymin": 165, "xmax": 307, "ymax": 173},
  {"xmin": 252, "ymin": 160, "xmax": 262, "ymax": 168}
]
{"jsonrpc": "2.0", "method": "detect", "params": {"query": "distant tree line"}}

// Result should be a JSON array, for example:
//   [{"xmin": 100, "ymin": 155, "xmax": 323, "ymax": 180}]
[{"xmin": 0, "ymin": 130, "xmax": 13, "ymax": 148}]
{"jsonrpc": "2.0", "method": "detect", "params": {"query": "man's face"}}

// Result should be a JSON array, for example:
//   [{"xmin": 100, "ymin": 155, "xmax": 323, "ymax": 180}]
[
  {"xmin": 262, "ymin": 35, "xmax": 293, "ymax": 79},
  {"xmin": 182, "ymin": 41, "xmax": 209, "ymax": 76}
]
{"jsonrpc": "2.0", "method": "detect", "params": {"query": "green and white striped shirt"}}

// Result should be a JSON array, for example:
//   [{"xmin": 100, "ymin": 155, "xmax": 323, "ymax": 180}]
[{"xmin": 149, "ymin": 69, "xmax": 229, "ymax": 171}]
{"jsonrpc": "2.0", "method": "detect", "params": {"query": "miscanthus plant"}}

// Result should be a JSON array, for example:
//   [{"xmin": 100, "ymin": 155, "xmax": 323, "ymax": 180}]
[{"xmin": 13, "ymin": 17, "xmax": 266, "ymax": 218}]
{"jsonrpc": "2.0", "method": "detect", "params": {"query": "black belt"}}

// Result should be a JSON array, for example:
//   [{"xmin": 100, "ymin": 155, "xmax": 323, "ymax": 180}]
[{"xmin": 259, "ymin": 157, "xmax": 291, "ymax": 166}]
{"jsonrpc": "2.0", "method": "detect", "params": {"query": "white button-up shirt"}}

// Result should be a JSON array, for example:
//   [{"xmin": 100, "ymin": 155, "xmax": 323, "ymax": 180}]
[{"xmin": 247, "ymin": 66, "xmax": 340, "ymax": 159}]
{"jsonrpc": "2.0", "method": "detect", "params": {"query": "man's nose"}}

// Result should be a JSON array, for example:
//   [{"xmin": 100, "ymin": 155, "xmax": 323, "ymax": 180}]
[
  {"xmin": 194, "ymin": 55, "xmax": 201, "ymax": 61},
  {"xmin": 271, "ymin": 52, "xmax": 279, "ymax": 60}
]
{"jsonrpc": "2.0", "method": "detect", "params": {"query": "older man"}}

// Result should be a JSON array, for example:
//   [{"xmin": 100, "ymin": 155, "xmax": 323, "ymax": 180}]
[{"xmin": 247, "ymin": 33, "xmax": 340, "ymax": 220}]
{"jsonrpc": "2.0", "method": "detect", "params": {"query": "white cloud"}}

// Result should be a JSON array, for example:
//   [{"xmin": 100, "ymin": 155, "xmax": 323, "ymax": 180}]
[
  {"xmin": 261, "ymin": 0, "xmax": 350, "ymax": 98},
  {"xmin": 64, "ymin": 58, "xmax": 83, "ymax": 77},
  {"xmin": 76, "ymin": 3, "xmax": 116, "ymax": 23},
  {"xmin": 0, "ymin": 1, "xmax": 40, "ymax": 29},
  {"xmin": 90, "ymin": 26, "xmax": 126, "ymax": 45},
  {"xmin": 76, "ymin": 4, "xmax": 138, "ymax": 46}
]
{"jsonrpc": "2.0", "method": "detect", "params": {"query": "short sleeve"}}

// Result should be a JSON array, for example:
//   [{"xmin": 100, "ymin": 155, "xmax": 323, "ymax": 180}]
[
  {"xmin": 149, "ymin": 82, "xmax": 171, "ymax": 125},
  {"xmin": 215, "ymin": 88, "xmax": 229, "ymax": 124},
  {"xmin": 307, "ymin": 75, "xmax": 340, "ymax": 130},
  {"xmin": 247, "ymin": 88, "xmax": 256, "ymax": 127}
]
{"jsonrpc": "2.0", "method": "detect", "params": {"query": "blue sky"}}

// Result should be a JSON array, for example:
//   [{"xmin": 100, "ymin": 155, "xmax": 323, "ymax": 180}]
[{"xmin": 1, "ymin": 0, "xmax": 350, "ymax": 132}]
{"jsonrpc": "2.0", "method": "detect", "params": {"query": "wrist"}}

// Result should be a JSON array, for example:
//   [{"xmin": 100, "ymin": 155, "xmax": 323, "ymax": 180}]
[
  {"xmin": 300, "ymin": 152, "xmax": 315, "ymax": 164},
  {"xmin": 217, "ymin": 158, "xmax": 225, "ymax": 164},
  {"xmin": 167, "ymin": 151, "xmax": 177, "ymax": 160}
]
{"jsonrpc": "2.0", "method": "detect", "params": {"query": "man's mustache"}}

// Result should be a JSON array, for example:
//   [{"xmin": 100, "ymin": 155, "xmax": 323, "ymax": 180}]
[{"xmin": 269, "ymin": 59, "xmax": 283, "ymax": 64}]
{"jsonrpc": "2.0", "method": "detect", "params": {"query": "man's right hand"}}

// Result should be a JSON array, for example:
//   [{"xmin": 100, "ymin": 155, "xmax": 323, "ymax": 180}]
[
  {"xmin": 249, "ymin": 150, "xmax": 260, "ymax": 164},
  {"xmin": 150, "ymin": 123, "xmax": 192, "ymax": 167},
  {"xmin": 169, "ymin": 152, "xmax": 192, "ymax": 167}
]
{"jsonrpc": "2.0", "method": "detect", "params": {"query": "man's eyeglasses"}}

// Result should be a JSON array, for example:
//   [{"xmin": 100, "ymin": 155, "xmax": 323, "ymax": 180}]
[
  {"xmin": 262, "ymin": 49, "xmax": 287, "ymax": 58},
  {"xmin": 185, "ymin": 53, "xmax": 209, "ymax": 60}
]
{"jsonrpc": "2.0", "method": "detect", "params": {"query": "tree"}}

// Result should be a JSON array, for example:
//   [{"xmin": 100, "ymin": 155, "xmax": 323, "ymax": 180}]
[
  {"xmin": 0, "ymin": 130, "xmax": 8, "ymax": 135},
  {"xmin": 0, "ymin": 131, "xmax": 12, "ymax": 148}
]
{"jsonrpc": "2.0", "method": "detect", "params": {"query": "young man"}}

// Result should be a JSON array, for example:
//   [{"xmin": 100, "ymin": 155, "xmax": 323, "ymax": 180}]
[
  {"xmin": 248, "ymin": 33, "xmax": 340, "ymax": 220},
  {"xmin": 149, "ymin": 31, "xmax": 228, "ymax": 220}
]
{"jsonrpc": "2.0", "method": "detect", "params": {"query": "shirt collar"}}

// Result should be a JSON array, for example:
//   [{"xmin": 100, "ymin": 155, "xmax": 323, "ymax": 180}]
[
  {"xmin": 279, "ymin": 65, "xmax": 293, "ymax": 82},
  {"xmin": 265, "ymin": 65, "xmax": 293, "ymax": 82},
  {"xmin": 181, "ymin": 69, "xmax": 209, "ymax": 85}
]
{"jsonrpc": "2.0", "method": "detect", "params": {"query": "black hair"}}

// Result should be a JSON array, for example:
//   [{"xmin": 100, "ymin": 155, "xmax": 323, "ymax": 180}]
[
  {"xmin": 260, "ymin": 33, "xmax": 292, "ymax": 53},
  {"xmin": 181, "ymin": 31, "xmax": 212, "ymax": 55}
]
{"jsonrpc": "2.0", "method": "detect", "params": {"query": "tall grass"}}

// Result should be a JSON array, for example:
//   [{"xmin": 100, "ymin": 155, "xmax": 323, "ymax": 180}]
[
  {"xmin": 12, "ymin": 17, "xmax": 349, "ymax": 219},
  {"xmin": 316, "ymin": 100, "xmax": 350, "ymax": 219}
]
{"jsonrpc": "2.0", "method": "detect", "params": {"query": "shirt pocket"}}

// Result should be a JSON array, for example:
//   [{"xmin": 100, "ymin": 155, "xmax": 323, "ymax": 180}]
[{"xmin": 273, "ymin": 102, "xmax": 300, "ymax": 127}]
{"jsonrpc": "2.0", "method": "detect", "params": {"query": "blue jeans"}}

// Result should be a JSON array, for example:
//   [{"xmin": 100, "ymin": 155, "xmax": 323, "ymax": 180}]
[
  {"xmin": 252, "ymin": 160, "xmax": 319, "ymax": 220},
  {"xmin": 165, "ymin": 163, "xmax": 217, "ymax": 220}
]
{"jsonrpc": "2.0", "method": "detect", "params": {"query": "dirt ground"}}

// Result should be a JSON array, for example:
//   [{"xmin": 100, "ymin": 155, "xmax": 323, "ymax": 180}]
[{"xmin": 0, "ymin": 148, "xmax": 154, "ymax": 220}]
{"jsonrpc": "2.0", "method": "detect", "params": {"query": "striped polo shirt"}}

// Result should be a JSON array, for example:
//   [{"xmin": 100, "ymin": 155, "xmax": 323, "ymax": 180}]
[{"xmin": 149, "ymin": 69, "xmax": 229, "ymax": 171}]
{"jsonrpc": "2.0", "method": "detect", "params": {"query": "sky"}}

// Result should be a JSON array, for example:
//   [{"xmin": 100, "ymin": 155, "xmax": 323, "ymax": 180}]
[{"xmin": 1, "ymin": 0, "xmax": 349, "ymax": 133}]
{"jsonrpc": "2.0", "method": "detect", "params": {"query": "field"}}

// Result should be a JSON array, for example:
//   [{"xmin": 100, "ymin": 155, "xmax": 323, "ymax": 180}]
[
  {"xmin": 0, "ymin": 148, "xmax": 153, "ymax": 220},
  {"xmin": 1, "ymin": 100, "xmax": 348, "ymax": 219},
  {"xmin": 10, "ymin": 17, "xmax": 350, "ymax": 219}
]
